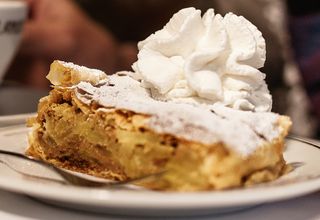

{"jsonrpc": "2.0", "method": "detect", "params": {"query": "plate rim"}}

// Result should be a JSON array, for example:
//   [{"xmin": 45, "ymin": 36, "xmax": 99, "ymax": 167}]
[
  {"xmin": 0, "ymin": 113, "xmax": 36, "ymax": 126},
  {"xmin": 0, "ymin": 172, "xmax": 318, "ymax": 209}
]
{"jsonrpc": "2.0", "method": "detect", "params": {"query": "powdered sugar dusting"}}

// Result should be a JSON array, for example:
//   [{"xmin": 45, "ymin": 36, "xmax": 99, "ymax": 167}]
[
  {"xmin": 59, "ymin": 61, "xmax": 105, "ymax": 77},
  {"xmin": 210, "ymin": 104, "xmax": 281, "ymax": 141},
  {"xmin": 73, "ymin": 73, "xmax": 282, "ymax": 157}
]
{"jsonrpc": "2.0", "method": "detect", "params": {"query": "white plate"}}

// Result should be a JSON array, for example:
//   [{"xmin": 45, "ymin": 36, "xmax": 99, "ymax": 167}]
[
  {"xmin": 0, "ymin": 113, "xmax": 35, "ymax": 127},
  {"xmin": 0, "ymin": 124, "xmax": 319, "ymax": 217}
]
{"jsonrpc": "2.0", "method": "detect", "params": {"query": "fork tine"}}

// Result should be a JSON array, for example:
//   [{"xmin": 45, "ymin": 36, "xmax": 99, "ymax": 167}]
[{"xmin": 53, "ymin": 168, "xmax": 108, "ymax": 187}]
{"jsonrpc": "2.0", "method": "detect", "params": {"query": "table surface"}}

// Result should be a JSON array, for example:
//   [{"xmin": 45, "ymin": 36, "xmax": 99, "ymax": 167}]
[{"xmin": 0, "ymin": 86, "xmax": 319, "ymax": 220}]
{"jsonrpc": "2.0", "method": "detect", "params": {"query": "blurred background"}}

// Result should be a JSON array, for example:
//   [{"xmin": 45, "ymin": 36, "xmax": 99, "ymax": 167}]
[{"xmin": 1, "ymin": 0, "xmax": 320, "ymax": 138}]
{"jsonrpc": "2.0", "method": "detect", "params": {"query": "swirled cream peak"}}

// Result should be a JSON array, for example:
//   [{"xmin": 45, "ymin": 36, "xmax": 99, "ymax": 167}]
[{"xmin": 132, "ymin": 7, "xmax": 272, "ymax": 112}]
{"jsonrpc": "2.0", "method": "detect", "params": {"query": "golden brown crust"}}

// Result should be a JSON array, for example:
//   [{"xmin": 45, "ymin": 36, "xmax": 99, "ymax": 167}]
[
  {"xmin": 46, "ymin": 60, "xmax": 107, "ymax": 86},
  {"xmin": 27, "ymin": 86, "xmax": 291, "ymax": 191}
]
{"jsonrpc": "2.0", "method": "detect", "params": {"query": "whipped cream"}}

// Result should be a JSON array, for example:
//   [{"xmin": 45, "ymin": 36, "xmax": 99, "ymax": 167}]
[{"xmin": 132, "ymin": 7, "xmax": 272, "ymax": 112}]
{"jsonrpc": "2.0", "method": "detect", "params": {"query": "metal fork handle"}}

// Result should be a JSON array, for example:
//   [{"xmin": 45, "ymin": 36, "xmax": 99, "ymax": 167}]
[
  {"xmin": 0, "ymin": 149, "xmax": 112, "ymax": 186},
  {"xmin": 0, "ymin": 149, "xmax": 71, "ymax": 182},
  {"xmin": 0, "ymin": 159, "xmax": 66, "ymax": 185},
  {"xmin": 0, "ymin": 149, "xmax": 48, "ymax": 166}
]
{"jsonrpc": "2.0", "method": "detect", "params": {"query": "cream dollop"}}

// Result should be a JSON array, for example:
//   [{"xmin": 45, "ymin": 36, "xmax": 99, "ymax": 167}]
[{"xmin": 132, "ymin": 7, "xmax": 272, "ymax": 112}]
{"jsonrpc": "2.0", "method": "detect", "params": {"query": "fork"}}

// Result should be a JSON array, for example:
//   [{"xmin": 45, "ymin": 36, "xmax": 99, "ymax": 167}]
[{"xmin": 0, "ymin": 149, "xmax": 166, "ymax": 187}]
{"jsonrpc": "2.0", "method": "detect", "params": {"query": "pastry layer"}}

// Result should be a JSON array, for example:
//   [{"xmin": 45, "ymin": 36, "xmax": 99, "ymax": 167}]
[{"xmin": 27, "ymin": 86, "xmax": 290, "ymax": 191}]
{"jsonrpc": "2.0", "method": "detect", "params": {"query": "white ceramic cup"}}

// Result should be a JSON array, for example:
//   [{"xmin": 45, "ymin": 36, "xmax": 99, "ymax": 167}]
[{"xmin": 0, "ymin": 1, "xmax": 27, "ymax": 84}]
